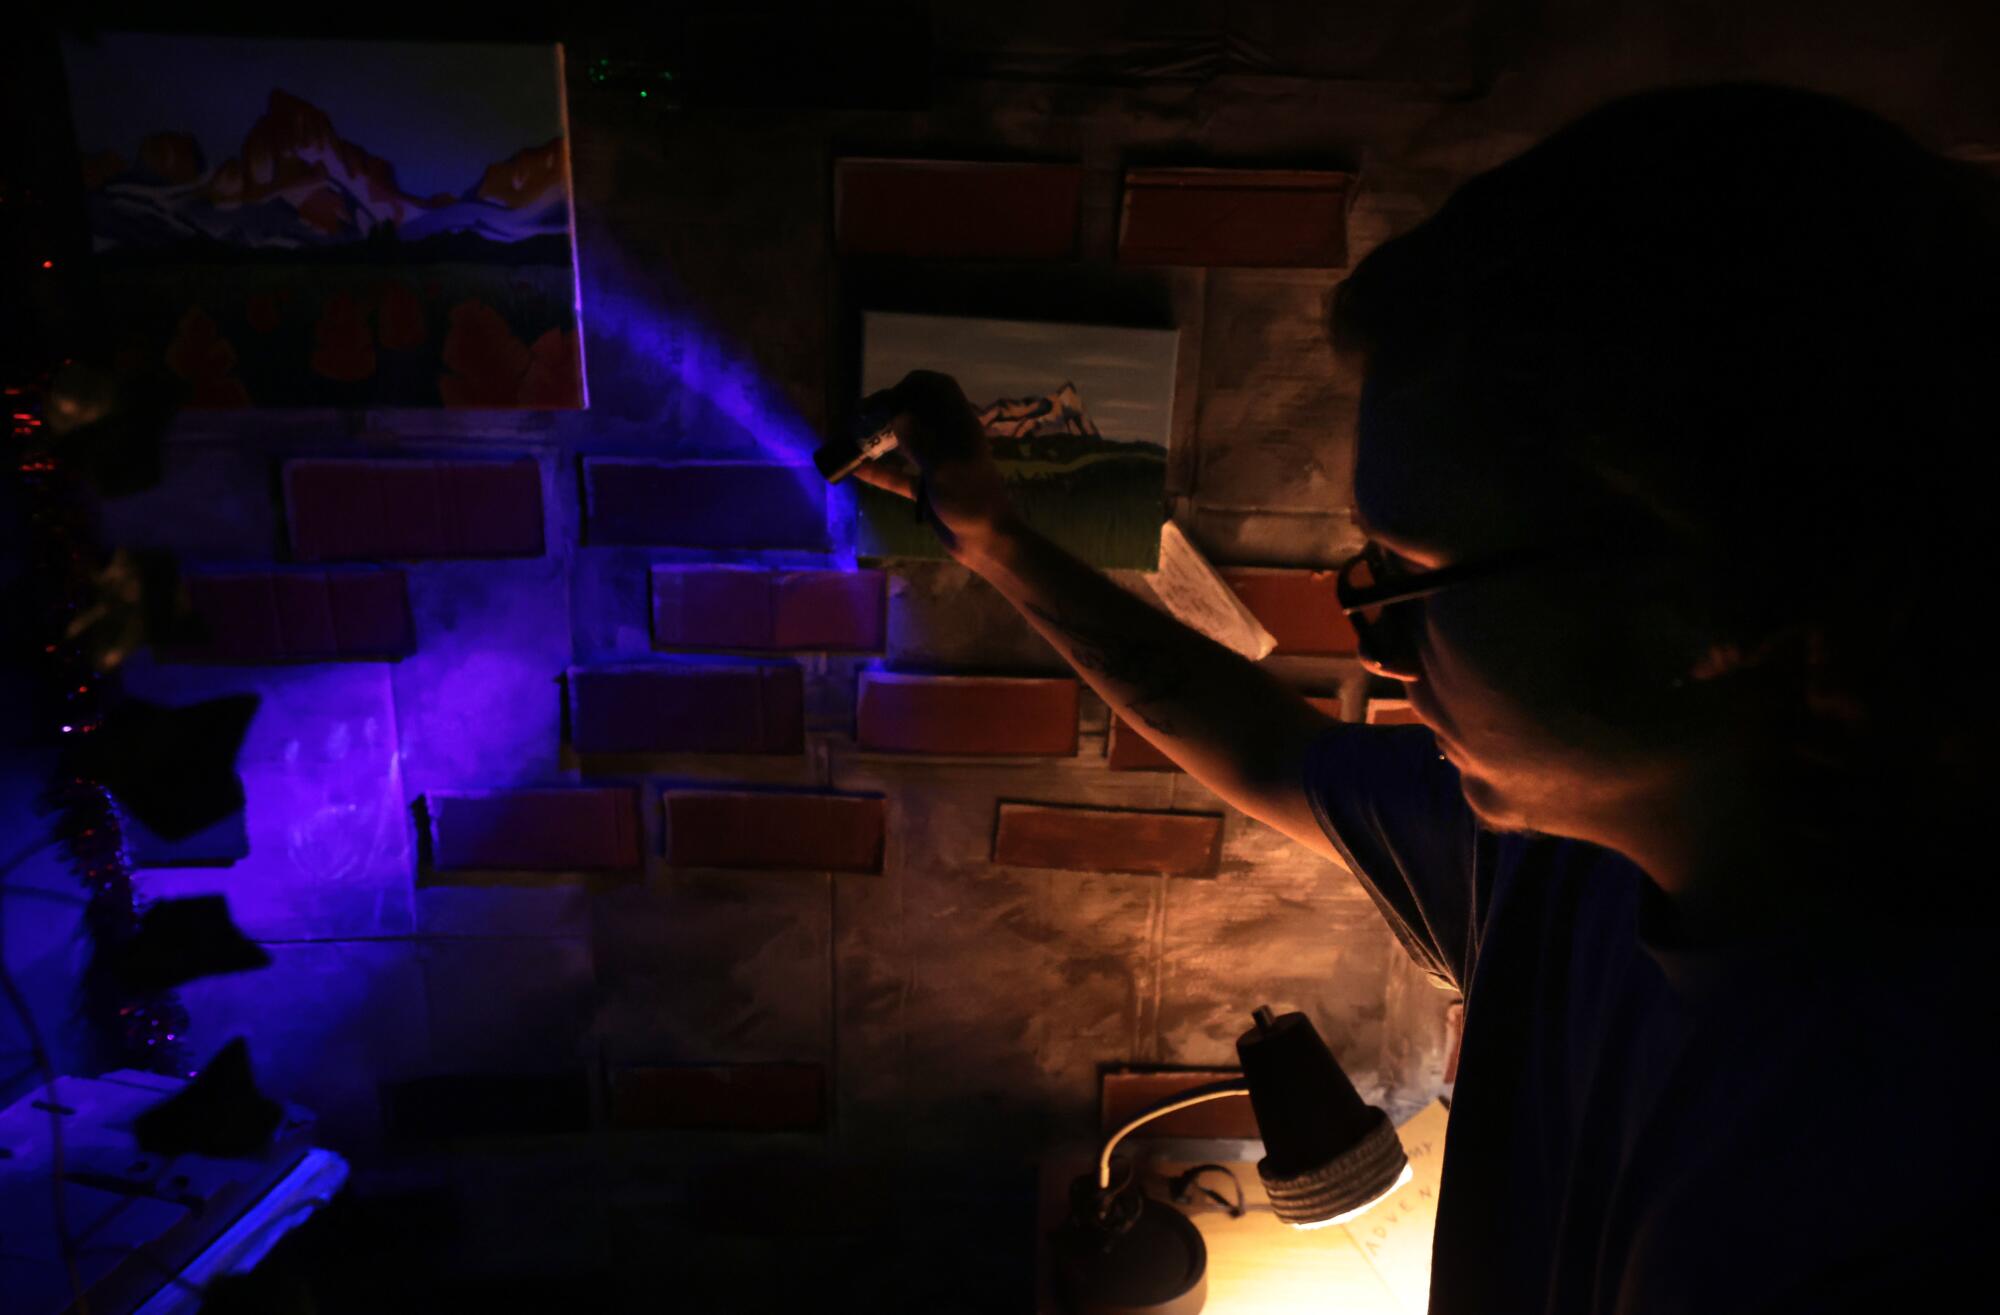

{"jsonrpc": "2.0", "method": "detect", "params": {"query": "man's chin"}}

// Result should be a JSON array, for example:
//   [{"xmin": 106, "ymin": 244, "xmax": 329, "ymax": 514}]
[{"xmin": 1455, "ymin": 766, "xmax": 1537, "ymax": 834}]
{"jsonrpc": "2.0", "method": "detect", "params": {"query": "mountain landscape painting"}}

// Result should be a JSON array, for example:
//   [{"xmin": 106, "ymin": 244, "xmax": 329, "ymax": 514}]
[
  {"xmin": 60, "ymin": 34, "xmax": 584, "ymax": 408},
  {"xmin": 857, "ymin": 312, "xmax": 1179, "ymax": 569}
]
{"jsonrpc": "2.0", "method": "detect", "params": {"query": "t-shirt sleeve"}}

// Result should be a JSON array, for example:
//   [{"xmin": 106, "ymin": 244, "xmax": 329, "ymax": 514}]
[{"xmin": 1301, "ymin": 723, "xmax": 1485, "ymax": 993}]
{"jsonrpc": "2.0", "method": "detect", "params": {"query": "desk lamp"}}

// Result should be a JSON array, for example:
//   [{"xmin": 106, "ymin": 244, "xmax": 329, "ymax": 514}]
[{"xmin": 1050, "ymin": 1006, "xmax": 1413, "ymax": 1315}]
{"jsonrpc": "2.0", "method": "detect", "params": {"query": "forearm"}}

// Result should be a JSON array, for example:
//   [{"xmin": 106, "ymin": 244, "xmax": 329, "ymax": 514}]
[{"xmin": 962, "ymin": 519, "xmax": 1339, "ymax": 836}]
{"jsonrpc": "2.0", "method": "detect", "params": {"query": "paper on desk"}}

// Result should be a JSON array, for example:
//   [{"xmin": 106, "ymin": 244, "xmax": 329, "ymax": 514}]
[
  {"xmin": 1342, "ymin": 1098, "xmax": 1450, "ymax": 1315},
  {"xmin": 1128, "ymin": 521, "xmax": 1278, "ymax": 660}
]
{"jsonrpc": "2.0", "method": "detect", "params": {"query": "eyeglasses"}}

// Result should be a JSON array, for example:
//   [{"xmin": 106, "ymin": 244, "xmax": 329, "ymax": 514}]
[{"xmin": 1335, "ymin": 540, "xmax": 1574, "ymax": 679}]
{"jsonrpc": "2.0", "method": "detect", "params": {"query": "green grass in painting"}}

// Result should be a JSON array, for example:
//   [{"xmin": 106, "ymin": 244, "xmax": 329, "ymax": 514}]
[{"xmin": 855, "ymin": 454, "xmax": 1166, "ymax": 570}]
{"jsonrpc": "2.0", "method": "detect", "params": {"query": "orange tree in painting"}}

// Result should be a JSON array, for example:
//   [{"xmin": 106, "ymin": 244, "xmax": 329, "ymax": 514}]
[
  {"xmin": 439, "ymin": 299, "xmax": 531, "ymax": 405},
  {"xmin": 520, "ymin": 329, "xmax": 582, "ymax": 408},
  {"xmin": 164, "ymin": 306, "xmax": 250, "ymax": 407}
]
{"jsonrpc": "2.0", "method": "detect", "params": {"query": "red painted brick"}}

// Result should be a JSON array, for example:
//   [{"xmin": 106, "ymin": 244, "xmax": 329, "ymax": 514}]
[
  {"xmin": 1366, "ymin": 698, "xmax": 1424, "ymax": 726},
  {"xmin": 171, "ymin": 570, "xmax": 414, "ymax": 662},
  {"xmin": 583, "ymin": 459, "xmax": 828, "ymax": 550},
  {"xmin": 855, "ymin": 672, "xmax": 1077, "ymax": 757},
  {"xmin": 1220, "ymin": 569, "xmax": 1359, "ymax": 656},
  {"xmin": 284, "ymin": 458, "xmax": 543, "ymax": 560},
  {"xmin": 270, "ymin": 573, "xmax": 336, "ymax": 655},
  {"xmin": 183, "ymin": 574, "xmax": 283, "ymax": 661},
  {"xmin": 1107, "ymin": 696, "xmax": 1342, "ymax": 771},
  {"xmin": 326, "ymin": 571, "xmax": 415, "ymax": 656},
  {"xmin": 569, "ymin": 664, "xmax": 804, "ymax": 755},
  {"xmin": 992, "ymin": 803, "xmax": 1223, "ymax": 876},
  {"xmin": 1118, "ymin": 168, "xmax": 1352, "ymax": 268},
  {"xmin": 664, "ymin": 790, "xmax": 885, "ymax": 873},
  {"xmin": 1101, "ymin": 1069, "xmax": 1258, "ymax": 1140},
  {"xmin": 427, "ymin": 787, "xmax": 642, "ymax": 872},
  {"xmin": 608, "ymin": 1064, "xmax": 825, "ymax": 1132},
  {"xmin": 651, "ymin": 566, "xmax": 885, "ymax": 653},
  {"xmin": 445, "ymin": 459, "xmax": 546, "ymax": 556},
  {"xmin": 836, "ymin": 159, "xmax": 1082, "ymax": 261}
]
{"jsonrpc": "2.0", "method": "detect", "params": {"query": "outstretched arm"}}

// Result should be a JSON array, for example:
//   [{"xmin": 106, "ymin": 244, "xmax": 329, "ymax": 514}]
[{"xmin": 853, "ymin": 372, "xmax": 1342, "ymax": 859}]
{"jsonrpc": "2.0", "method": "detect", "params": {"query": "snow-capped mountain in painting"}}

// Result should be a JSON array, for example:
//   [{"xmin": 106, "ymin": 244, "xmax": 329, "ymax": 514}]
[
  {"xmin": 978, "ymin": 381, "xmax": 1102, "ymax": 440},
  {"xmin": 81, "ymin": 89, "xmax": 569, "ymax": 255},
  {"xmin": 978, "ymin": 382, "xmax": 1164, "ymax": 466}
]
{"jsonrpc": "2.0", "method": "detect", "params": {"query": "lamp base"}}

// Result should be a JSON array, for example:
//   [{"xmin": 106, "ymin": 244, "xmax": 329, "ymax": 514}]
[{"xmin": 1050, "ymin": 1176, "xmax": 1207, "ymax": 1315}]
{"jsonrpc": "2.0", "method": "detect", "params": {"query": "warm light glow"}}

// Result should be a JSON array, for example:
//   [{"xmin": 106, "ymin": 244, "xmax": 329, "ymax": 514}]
[
  {"xmin": 1186, "ymin": 1099, "xmax": 1448, "ymax": 1315},
  {"xmin": 1285, "ymin": 1162, "xmax": 1414, "ymax": 1230}
]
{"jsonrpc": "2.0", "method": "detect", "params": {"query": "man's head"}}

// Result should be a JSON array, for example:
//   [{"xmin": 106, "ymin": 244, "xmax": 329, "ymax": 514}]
[{"xmin": 1330, "ymin": 84, "xmax": 1999, "ymax": 863}]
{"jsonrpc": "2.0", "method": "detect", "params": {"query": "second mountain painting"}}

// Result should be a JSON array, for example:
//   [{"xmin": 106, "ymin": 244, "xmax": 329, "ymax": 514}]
[
  {"xmin": 61, "ymin": 34, "xmax": 584, "ymax": 408},
  {"xmin": 857, "ymin": 312, "xmax": 1180, "ymax": 570}
]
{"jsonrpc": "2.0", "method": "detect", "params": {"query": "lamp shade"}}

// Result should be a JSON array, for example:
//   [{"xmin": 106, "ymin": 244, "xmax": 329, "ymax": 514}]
[{"xmin": 1236, "ymin": 1006, "xmax": 1409, "ymax": 1228}]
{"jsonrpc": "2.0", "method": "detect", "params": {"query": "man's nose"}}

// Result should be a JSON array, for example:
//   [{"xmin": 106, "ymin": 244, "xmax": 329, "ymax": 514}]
[{"xmin": 1359, "ymin": 653, "xmax": 1422, "ymax": 683}]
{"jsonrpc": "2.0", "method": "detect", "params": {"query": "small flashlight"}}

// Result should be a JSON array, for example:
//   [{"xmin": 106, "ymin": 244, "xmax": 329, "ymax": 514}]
[{"xmin": 813, "ymin": 388, "xmax": 903, "ymax": 484}]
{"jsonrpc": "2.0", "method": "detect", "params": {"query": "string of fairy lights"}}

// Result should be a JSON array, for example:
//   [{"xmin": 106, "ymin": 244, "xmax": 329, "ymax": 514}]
[{"xmin": 9, "ymin": 377, "xmax": 189, "ymax": 1076}]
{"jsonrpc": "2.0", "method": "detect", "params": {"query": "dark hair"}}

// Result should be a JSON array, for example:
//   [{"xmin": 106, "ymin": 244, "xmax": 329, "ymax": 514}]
[{"xmin": 1332, "ymin": 83, "xmax": 2000, "ymax": 866}]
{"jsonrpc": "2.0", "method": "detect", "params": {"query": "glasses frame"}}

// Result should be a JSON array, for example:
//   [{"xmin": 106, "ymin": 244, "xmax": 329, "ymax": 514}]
[
  {"xmin": 1335, "ymin": 541, "xmax": 1578, "ymax": 616},
  {"xmin": 1335, "ymin": 540, "xmax": 1580, "ymax": 676}
]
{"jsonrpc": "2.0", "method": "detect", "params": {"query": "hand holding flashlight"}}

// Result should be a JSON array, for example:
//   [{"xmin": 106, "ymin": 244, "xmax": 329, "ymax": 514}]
[{"xmin": 816, "ymin": 370, "xmax": 1015, "ymax": 564}]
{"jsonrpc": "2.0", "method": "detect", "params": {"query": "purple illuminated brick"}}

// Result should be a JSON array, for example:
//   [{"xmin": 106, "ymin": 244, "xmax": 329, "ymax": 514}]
[
  {"xmin": 569, "ymin": 663, "xmax": 805, "ymax": 755},
  {"xmin": 326, "ymin": 571, "xmax": 415, "ymax": 656},
  {"xmin": 650, "ymin": 566, "xmax": 884, "ymax": 652},
  {"xmin": 582, "ymin": 459, "xmax": 828, "ymax": 550},
  {"xmin": 184, "ymin": 574, "xmax": 284, "ymax": 661},
  {"xmin": 284, "ymin": 458, "xmax": 543, "ymax": 560},
  {"xmin": 170, "ymin": 569, "xmax": 413, "ymax": 662},
  {"xmin": 426, "ymin": 787, "xmax": 641, "ymax": 872}
]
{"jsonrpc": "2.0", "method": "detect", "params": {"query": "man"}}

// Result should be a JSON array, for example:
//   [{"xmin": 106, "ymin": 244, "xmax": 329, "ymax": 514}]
[{"xmin": 855, "ymin": 84, "xmax": 1997, "ymax": 1312}]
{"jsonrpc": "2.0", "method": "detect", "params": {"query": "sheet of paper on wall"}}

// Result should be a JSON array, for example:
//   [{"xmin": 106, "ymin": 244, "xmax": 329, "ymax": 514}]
[
  {"xmin": 59, "ymin": 33, "xmax": 586, "ymax": 409},
  {"xmin": 855, "ymin": 311, "xmax": 1179, "ymax": 570},
  {"xmin": 1128, "ymin": 521, "xmax": 1277, "ymax": 661}
]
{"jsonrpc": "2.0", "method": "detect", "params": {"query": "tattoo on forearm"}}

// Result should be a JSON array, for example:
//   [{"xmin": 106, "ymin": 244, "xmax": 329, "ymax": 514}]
[{"xmin": 1025, "ymin": 601, "xmax": 1192, "ymax": 735}]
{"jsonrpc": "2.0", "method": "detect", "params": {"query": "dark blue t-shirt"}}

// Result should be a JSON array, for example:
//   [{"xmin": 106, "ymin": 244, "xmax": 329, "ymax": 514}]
[{"xmin": 1303, "ymin": 724, "xmax": 1994, "ymax": 1314}]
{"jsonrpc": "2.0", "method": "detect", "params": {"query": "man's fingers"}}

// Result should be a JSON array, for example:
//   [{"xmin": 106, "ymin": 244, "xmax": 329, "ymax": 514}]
[{"xmin": 851, "ymin": 461, "xmax": 919, "ymax": 501}]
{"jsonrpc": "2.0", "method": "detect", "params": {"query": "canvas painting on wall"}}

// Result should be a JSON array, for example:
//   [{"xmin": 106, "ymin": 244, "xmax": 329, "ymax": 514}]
[
  {"xmin": 856, "ymin": 312, "xmax": 1179, "ymax": 570},
  {"xmin": 60, "ymin": 33, "xmax": 585, "ymax": 409}
]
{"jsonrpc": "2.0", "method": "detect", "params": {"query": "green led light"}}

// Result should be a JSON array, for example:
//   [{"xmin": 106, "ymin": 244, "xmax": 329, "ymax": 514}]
[{"xmin": 639, "ymin": 89, "xmax": 648, "ymax": 98}]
